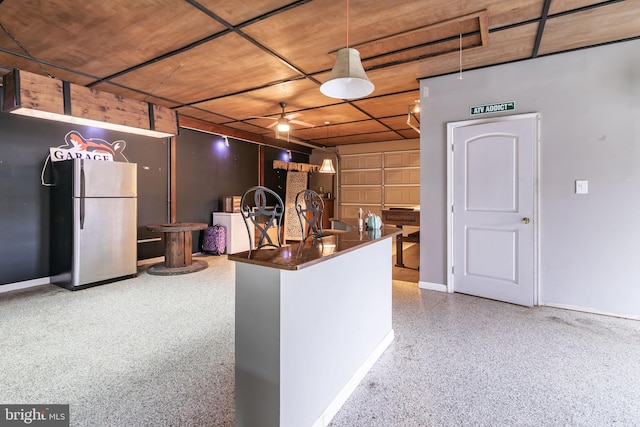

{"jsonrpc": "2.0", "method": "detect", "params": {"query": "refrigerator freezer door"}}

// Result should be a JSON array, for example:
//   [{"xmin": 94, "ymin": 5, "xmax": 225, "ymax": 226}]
[
  {"xmin": 72, "ymin": 197, "xmax": 137, "ymax": 287},
  {"xmin": 74, "ymin": 159, "xmax": 137, "ymax": 198}
]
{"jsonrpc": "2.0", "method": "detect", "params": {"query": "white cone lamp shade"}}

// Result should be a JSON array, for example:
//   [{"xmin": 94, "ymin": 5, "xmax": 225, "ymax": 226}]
[
  {"xmin": 319, "ymin": 158, "xmax": 336, "ymax": 174},
  {"xmin": 320, "ymin": 48, "xmax": 374, "ymax": 99}
]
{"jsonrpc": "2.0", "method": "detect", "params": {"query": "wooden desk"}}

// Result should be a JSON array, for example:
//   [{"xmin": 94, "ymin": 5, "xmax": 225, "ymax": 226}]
[
  {"xmin": 146, "ymin": 222, "xmax": 208, "ymax": 275},
  {"xmin": 381, "ymin": 209, "xmax": 420, "ymax": 269}
]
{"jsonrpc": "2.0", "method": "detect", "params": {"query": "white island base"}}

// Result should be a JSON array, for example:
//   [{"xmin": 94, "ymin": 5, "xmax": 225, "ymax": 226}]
[{"xmin": 234, "ymin": 237, "xmax": 395, "ymax": 427}]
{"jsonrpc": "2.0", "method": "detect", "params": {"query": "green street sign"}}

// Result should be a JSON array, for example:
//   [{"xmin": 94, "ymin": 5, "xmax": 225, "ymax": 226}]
[{"xmin": 470, "ymin": 101, "xmax": 515, "ymax": 115}]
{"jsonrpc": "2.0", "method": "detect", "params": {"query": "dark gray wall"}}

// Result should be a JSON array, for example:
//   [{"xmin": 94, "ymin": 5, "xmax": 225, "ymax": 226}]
[
  {"xmin": 175, "ymin": 129, "xmax": 259, "ymax": 253},
  {"xmin": 0, "ymin": 115, "xmax": 310, "ymax": 286},
  {"xmin": 0, "ymin": 112, "xmax": 169, "ymax": 285},
  {"xmin": 174, "ymin": 130, "xmax": 310, "ymax": 253}
]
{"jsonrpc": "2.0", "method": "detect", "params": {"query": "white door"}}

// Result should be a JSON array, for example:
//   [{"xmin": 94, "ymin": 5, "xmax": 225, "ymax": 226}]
[{"xmin": 449, "ymin": 114, "xmax": 538, "ymax": 306}]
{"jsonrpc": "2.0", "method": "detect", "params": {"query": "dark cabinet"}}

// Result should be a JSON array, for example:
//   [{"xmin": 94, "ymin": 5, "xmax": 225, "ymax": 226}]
[{"xmin": 322, "ymin": 198, "xmax": 335, "ymax": 229}]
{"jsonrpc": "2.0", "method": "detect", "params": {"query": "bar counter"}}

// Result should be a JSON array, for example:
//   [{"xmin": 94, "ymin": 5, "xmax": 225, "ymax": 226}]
[
  {"xmin": 228, "ymin": 224, "xmax": 401, "ymax": 269},
  {"xmin": 229, "ymin": 224, "xmax": 400, "ymax": 427}
]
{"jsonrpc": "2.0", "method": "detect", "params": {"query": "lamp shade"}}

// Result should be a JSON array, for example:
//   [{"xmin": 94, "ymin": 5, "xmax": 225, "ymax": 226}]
[
  {"xmin": 320, "ymin": 48, "xmax": 374, "ymax": 99},
  {"xmin": 319, "ymin": 158, "xmax": 336, "ymax": 174}
]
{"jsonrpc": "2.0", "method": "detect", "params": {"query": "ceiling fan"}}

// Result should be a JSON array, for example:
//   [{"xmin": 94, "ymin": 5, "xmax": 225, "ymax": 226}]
[{"xmin": 252, "ymin": 102, "xmax": 315, "ymax": 135}]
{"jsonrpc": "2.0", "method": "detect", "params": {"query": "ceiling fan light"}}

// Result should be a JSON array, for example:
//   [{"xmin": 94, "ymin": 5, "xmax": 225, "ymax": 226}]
[
  {"xmin": 319, "ymin": 158, "xmax": 336, "ymax": 174},
  {"xmin": 320, "ymin": 48, "xmax": 374, "ymax": 100},
  {"xmin": 276, "ymin": 118, "xmax": 290, "ymax": 132}
]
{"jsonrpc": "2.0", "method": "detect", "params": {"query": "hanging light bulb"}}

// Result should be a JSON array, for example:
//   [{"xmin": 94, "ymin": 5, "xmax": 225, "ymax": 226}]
[
  {"xmin": 407, "ymin": 100, "xmax": 420, "ymax": 134},
  {"xmin": 276, "ymin": 118, "xmax": 290, "ymax": 132},
  {"xmin": 320, "ymin": 0, "xmax": 374, "ymax": 99},
  {"xmin": 274, "ymin": 102, "xmax": 291, "ymax": 141}
]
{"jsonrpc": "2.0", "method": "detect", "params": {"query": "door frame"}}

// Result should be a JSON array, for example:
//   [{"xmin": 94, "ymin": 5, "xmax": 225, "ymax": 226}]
[{"xmin": 446, "ymin": 112, "xmax": 541, "ymax": 304}]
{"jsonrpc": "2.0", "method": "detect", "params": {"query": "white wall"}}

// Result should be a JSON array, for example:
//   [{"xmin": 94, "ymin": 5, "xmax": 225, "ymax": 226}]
[{"xmin": 420, "ymin": 39, "xmax": 640, "ymax": 318}]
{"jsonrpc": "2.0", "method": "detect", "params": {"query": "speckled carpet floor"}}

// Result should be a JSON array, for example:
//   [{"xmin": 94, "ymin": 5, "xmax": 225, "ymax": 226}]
[{"xmin": 1, "ymin": 254, "xmax": 639, "ymax": 426}]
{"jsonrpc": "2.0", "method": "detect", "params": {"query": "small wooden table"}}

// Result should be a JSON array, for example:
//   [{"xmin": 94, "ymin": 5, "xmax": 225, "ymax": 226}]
[
  {"xmin": 381, "ymin": 209, "xmax": 420, "ymax": 269},
  {"xmin": 146, "ymin": 222, "xmax": 208, "ymax": 275}
]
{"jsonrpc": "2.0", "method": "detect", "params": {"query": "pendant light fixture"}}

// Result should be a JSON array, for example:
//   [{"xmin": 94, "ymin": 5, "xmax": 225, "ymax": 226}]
[
  {"xmin": 319, "ymin": 121, "xmax": 336, "ymax": 173},
  {"xmin": 320, "ymin": 0, "xmax": 374, "ymax": 99},
  {"xmin": 319, "ymin": 158, "xmax": 336, "ymax": 173},
  {"xmin": 407, "ymin": 100, "xmax": 420, "ymax": 134},
  {"xmin": 276, "ymin": 119, "xmax": 291, "ymax": 133}
]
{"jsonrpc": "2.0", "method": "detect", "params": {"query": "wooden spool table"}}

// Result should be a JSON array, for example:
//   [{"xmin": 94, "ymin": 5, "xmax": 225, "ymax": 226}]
[{"xmin": 146, "ymin": 222, "xmax": 208, "ymax": 275}]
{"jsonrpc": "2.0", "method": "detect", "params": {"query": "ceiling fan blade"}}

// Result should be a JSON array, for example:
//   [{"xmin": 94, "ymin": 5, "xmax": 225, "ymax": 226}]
[
  {"xmin": 266, "ymin": 121, "xmax": 279, "ymax": 129},
  {"xmin": 285, "ymin": 112, "xmax": 303, "ymax": 120},
  {"xmin": 249, "ymin": 116, "xmax": 278, "ymax": 121},
  {"xmin": 290, "ymin": 119, "xmax": 315, "ymax": 128}
]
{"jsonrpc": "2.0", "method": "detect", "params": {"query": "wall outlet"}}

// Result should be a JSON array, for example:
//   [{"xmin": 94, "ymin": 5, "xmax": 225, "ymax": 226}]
[{"xmin": 575, "ymin": 180, "xmax": 588, "ymax": 194}]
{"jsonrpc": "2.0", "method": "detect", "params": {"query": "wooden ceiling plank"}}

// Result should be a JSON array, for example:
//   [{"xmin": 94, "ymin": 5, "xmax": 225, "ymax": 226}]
[
  {"xmin": 110, "ymin": 33, "xmax": 302, "ymax": 105},
  {"xmin": 0, "ymin": 0, "xmax": 637, "ymax": 148},
  {"xmin": 353, "ymin": 11, "xmax": 487, "ymax": 61},
  {"xmin": 190, "ymin": 79, "xmax": 328, "ymax": 120},
  {"xmin": 179, "ymin": 115, "xmax": 313, "ymax": 153},
  {"xmin": 196, "ymin": 0, "xmax": 310, "ymax": 27},
  {"xmin": 0, "ymin": 0, "xmax": 225, "ymax": 79},
  {"xmin": 538, "ymin": 0, "xmax": 640, "ymax": 55},
  {"xmin": 416, "ymin": 24, "xmax": 539, "ymax": 80},
  {"xmin": 548, "ymin": 0, "xmax": 625, "ymax": 16}
]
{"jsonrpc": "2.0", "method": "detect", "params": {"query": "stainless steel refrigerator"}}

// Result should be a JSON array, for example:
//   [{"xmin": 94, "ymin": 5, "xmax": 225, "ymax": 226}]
[{"xmin": 50, "ymin": 159, "xmax": 137, "ymax": 289}]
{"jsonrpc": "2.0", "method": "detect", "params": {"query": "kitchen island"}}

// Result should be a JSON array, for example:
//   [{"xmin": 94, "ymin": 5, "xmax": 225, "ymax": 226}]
[{"xmin": 228, "ymin": 224, "xmax": 400, "ymax": 427}]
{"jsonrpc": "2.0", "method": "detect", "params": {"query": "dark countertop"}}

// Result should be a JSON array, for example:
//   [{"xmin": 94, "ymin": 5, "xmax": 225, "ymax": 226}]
[{"xmin": 228, "ymin": 224, "xmax": 401, "ymax": 271}]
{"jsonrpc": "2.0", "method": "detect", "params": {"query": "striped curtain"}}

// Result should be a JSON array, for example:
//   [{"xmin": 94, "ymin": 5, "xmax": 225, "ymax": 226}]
[{"xmin": 284, "ymin": 171, "xmax": 308, "ymax": 241}]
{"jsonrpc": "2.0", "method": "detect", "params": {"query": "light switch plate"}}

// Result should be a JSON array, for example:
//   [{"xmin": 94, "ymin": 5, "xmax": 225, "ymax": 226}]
[{"xmin": 575, "ymin": 180, "xmax": 588, "ymax": 194}]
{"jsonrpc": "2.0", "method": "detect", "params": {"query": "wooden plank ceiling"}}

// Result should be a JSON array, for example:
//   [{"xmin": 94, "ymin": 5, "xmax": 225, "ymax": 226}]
[{"xmin": 0, "ymin": 0, "xmax": 638, "ymax": 150}]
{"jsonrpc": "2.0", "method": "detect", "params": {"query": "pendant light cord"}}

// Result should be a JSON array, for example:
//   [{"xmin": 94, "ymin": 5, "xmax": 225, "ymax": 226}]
[
  {"xmin": 458, "ymin": 33, "xmax": 463, "ymax": 80},
  {"xmin": 346, "ymin": 0, "xmax": 349, "ymax": 48}
]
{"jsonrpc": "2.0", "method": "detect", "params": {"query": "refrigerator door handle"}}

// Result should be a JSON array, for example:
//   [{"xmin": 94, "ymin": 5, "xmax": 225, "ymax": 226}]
[{"xmin": 80, "ymin": 164, "xmax": 85, "ymax": 229}]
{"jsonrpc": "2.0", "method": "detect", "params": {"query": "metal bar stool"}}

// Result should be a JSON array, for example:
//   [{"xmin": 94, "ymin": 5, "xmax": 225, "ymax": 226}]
[
  {"xmin": 295, "ymin": 189, "xmax": 325, "ymax": 241},
  {"xmin": 240, "ymin": 186, "xmax": 285, "ymax": 252}
]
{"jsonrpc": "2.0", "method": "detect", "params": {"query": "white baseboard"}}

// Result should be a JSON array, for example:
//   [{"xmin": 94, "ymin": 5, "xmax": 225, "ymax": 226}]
[
  {"xmin": 2, "ymin": 257, "xmax": 165, "ymax": 292},
  {"xmin": 0, "ymin": 277, "xmax": 51, "ymax": 294},
  {"xmin": 542, "ymin": 302, "xmax": 640, "ymax": 321},
  {"xmin": 312, "ymin": 329, "xmax": 395, "ymax": 427},
  {"xmin": 419, "ymin": 281, "xmax": 447, "ymax": 292}
]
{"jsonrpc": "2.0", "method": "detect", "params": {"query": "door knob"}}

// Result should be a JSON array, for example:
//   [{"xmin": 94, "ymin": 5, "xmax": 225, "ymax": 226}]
[{"xmin": 522, "ymin": 217, "xmax": 530, "ymax": 224}]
